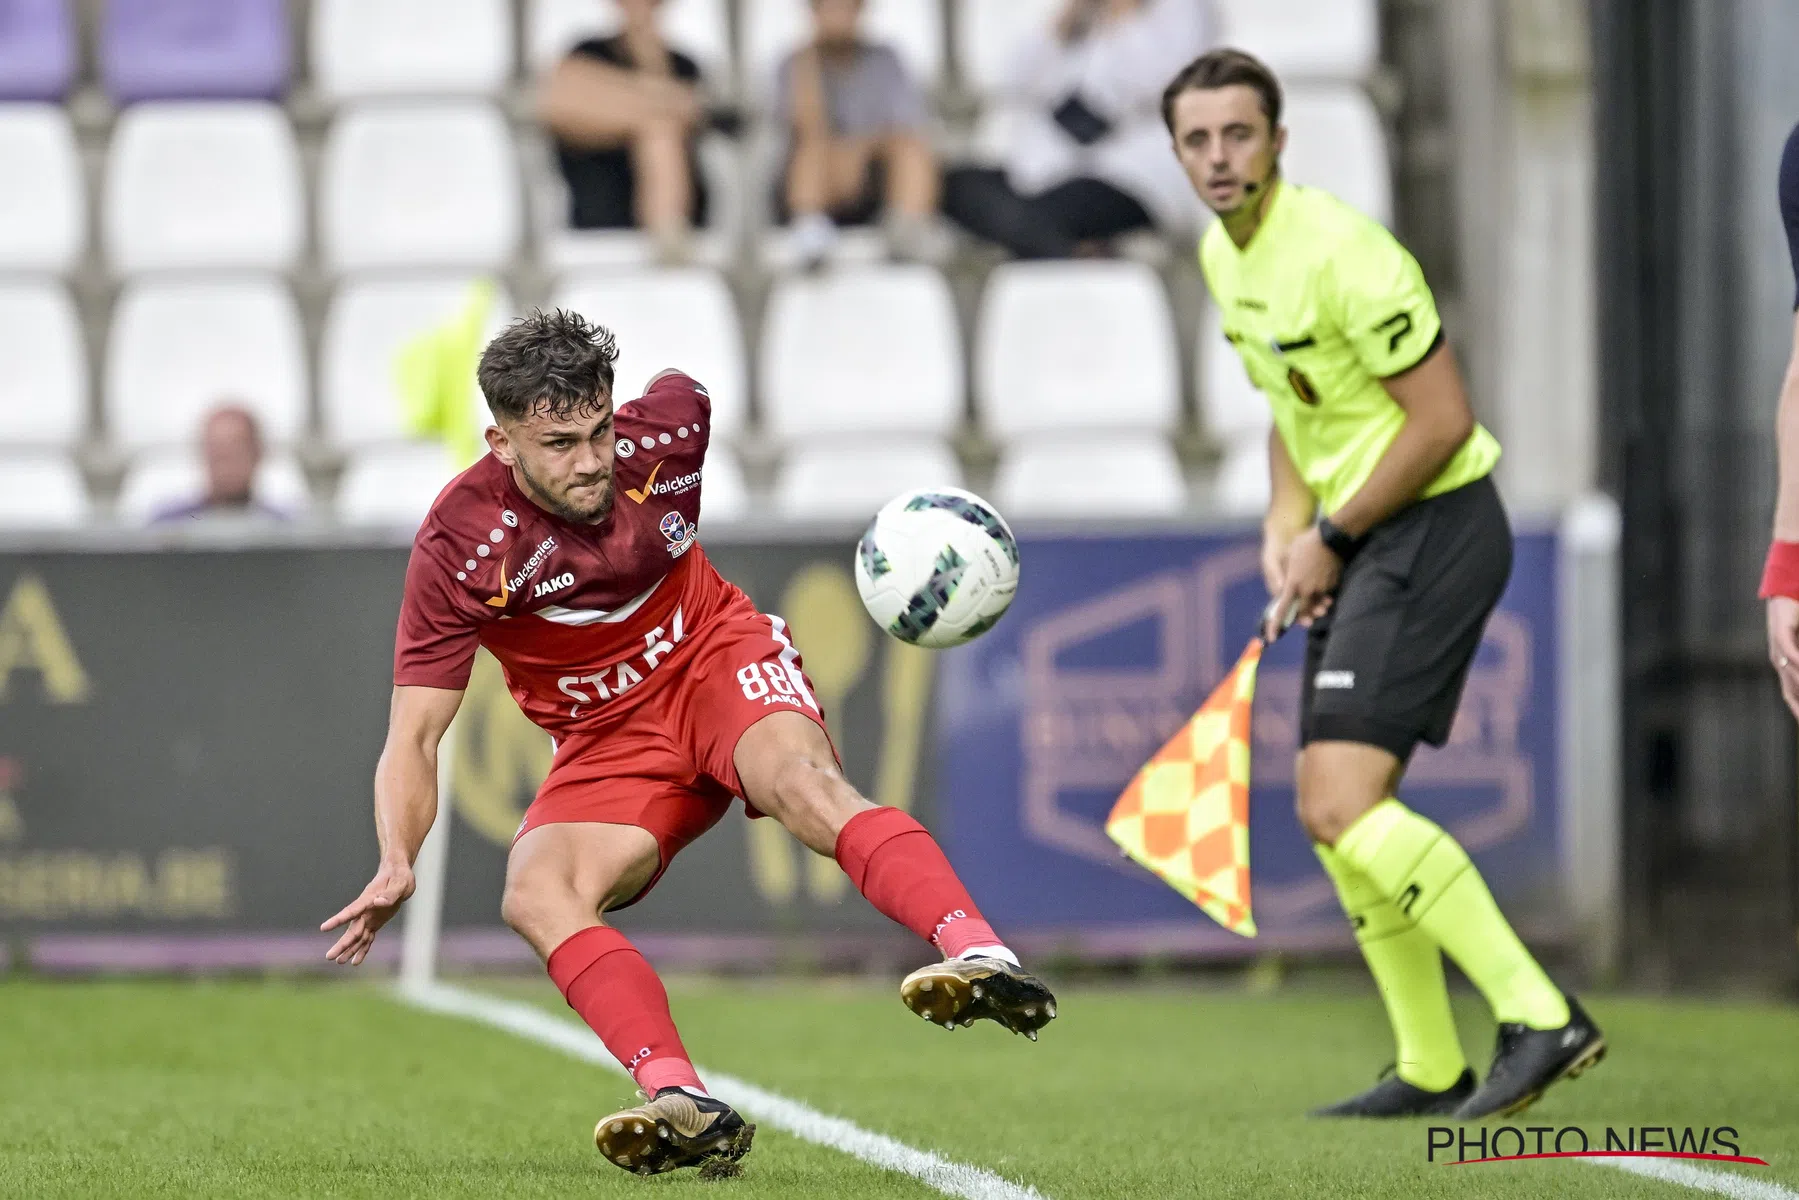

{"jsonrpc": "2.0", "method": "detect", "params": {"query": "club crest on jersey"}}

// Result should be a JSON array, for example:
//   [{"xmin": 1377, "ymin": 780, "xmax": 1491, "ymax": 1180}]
[{"xmin": 660, "ymin": 510, "xmax": 697, "ymax": 559}]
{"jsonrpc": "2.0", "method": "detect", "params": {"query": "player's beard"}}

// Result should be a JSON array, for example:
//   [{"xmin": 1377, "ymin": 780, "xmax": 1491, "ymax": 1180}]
[{"xmin": 518, "ymin": 458, "xmax": 614, "ymax": 525}]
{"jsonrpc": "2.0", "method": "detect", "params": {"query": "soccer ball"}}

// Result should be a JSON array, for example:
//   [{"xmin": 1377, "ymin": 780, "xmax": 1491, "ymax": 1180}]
[{"xmin": 854, "ymin": 487, "xmax": 1021, "ymax": 649}]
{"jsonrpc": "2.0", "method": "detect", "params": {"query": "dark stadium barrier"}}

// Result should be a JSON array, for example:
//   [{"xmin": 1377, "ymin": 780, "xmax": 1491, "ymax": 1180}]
[{"xmin": 0, "ymin": 517, "xmax": 1613, "ymax": 973}]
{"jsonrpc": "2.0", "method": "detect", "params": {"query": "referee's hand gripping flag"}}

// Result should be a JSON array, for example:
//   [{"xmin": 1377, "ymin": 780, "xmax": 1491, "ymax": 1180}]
[{"xmin": 1104, "ymin": 601, "xmax": 1296, "ymax": 937}]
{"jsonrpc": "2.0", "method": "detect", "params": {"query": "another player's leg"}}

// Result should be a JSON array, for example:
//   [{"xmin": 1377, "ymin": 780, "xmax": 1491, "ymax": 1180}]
[
  {"xmin": 501, "ymin": 822, "xmax": 753, "ymax": 1175},
  {"xmin": 1303, "ymin": 742, "xmax": 1604, "ymax": 1119},
  {"xmin": 734, "ymin": 710, "xmax": 1057, "ymax": 1039}
]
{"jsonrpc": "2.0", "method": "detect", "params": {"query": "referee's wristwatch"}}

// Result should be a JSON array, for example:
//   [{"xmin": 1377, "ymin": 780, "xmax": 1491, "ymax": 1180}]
[{"xmin": 1316, "ymin": 516, "xmax": 1366, "ymax": 563}]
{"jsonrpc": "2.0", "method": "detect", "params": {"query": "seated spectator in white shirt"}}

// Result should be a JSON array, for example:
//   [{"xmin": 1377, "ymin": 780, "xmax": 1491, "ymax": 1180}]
[
  {"xmin": 944, "ymin": 0, "xmax": 1209, "ymax": 259},
  {"xmin": 151, "ymin": 405, "xmax": 287, "ymax": 524},
  {"xmin": 774, "ymin": 0, "xmax": 940, "ymax": 268}
]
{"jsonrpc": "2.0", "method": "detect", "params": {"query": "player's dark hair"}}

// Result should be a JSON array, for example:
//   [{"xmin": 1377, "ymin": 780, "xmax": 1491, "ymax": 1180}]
[
  {"xmin": 1161, "ymin": 48, "xmax": 1283, "ymax": 135},
  {"xmin": 476, "ymin": 309, "xmax": 619, "ymax": 422}
]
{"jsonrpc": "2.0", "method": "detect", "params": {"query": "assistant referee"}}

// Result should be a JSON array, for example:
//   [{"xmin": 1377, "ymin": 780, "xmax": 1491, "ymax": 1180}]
[{"xmin": 1164, "ymin": 49, "xmax": 1603, "ymax": 1120}]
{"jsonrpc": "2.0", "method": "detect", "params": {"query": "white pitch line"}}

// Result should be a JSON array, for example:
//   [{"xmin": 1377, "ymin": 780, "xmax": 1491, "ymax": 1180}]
[
  {"xmin": 1588, "ymin": 1158, "xmax": 1799, "ymax": 1199},
  {"xmin": 394, "ymin": 981, "xmax": 1049, "ymax": 1200}
]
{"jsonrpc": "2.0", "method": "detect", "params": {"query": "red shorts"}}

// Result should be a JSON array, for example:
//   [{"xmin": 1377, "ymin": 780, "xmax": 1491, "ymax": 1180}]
[{"xmin": 515, "ymin": 609, "xmax": 835, "ymax": 907}]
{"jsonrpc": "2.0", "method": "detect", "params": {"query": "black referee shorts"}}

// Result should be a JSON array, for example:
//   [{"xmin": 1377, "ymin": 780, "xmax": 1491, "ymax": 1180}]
[{"xmin": 1300, "ymin": 474, "xmax": 1512, "ymax": 762}]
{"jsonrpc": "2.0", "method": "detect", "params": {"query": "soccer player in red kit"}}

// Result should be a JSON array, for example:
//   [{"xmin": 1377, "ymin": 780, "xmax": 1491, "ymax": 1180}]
[{"xmin": 320, "ymin": 311, "xmax": 1056, "ymax": 1177}]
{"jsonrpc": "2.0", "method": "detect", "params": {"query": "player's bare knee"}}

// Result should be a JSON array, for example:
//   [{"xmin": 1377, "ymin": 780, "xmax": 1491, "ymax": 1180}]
[{"xmin": 500, "ymin": 873, "xmax": 589, "ymax": 947}]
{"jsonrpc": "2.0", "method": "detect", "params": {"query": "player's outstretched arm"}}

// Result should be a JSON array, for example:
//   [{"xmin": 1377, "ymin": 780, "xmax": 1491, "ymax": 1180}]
[{"xmin": 321, "ymin": 684, "xmax": 464, "ymax": 965}]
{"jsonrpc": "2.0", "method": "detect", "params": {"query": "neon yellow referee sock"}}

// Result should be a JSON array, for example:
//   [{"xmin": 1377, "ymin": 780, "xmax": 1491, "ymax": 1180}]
[
  {"xmin": 1334, "ymin": 799, "xmax": 1570, "ymax": 1030},
  {"xmin": 1315, "ymin": 843, "xmax": 1467, "ymax": 1091}
]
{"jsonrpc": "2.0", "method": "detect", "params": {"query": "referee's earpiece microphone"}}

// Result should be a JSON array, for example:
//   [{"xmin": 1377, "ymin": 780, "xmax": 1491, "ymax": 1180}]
[{"xmin": 1242, "ymin": 178, "xmax": 1260, "ymax": 195}]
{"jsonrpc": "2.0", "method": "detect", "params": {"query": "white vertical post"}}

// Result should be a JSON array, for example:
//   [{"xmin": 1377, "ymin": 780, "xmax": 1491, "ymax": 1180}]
[
  {"xmin": 1558, "ymin": 495, "xmax": 1622, "ymax": 982},
  {"xmin": 399, "ymin": 719, "xmax": 455, "ymax": 993}
]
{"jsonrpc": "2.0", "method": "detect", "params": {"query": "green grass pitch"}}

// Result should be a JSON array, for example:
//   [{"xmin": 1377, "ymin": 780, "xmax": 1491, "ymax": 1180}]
[{"xmin": 1, "ymin": 975, "xmax": 1795, "ymax": 1198}]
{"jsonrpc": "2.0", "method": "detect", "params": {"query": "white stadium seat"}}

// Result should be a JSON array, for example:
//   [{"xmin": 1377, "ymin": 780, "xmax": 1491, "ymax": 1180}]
[
  {"xmin": 0, "ymin": 281, "xmax": 86, "ymax": 447},
  {"xmin": 553, "ymin": 268, "xmax": 748, "ymax": 440},
  {"xmin": 976, "ymin": 261, "xmax": 1180, "ymax": 438},
  {"xmin": 774, "ymin": 440, "xmax": 963, "ymax": 519},
  {"xmin": 104, "ymin": 102, "xmax": 303, "ymax": 274},
  {"xmin": 312, "ymin": 0, "xmax": 513, "ymax": 99},
  {"xmin": 1197, "ymin": 299, "xmax": 1272, "ymax": 445},
  {"xmin": 995, "ymin": 436, "xmax": 1187, "ymax": 518},
  {"xmin": 337, "ymin": 443, "xmax": 463, "ymax": 527},
  {"xmin": 527, "ymin": 0, "xmax": 731, "ymax": 89},
  {"xmin": 1282, "ymin": 86, "xmax": 1392, "ymax": 225},
  {"xmin": 320, "ymin": 102, "xmax": 522, "ymax": 272},
  {"xmin": 117, "ymin": 448, "xmax": 310, "ymax": 523},
  {"xmin": 0, "ymin": 454, "xmax": 89, "ymax": 529},
  {"xmin": 1196, "ymin": 299, "xmax": 1275, "ymax": 517},
  {"xmin": 697, "ymin": 446, "xmax": 750, "ymax": 523},
  {"xmin": 321, "ymin": 276, "xmax": 514, "ymax": 444},
  {"xmin": 1215, "ymin": 0, "xmax": 1378, "ymax": 83},
  {"xmin": 106, "ymin": 278, "xmax": 306, "ymax": 449},
  {"xmin": 954, "ymin": 0, "xmax": 1060, "ymax": 97},
  {"xmin": 0, "ymin": 105, "xmax": 84, "ymax": 273},
  {"xmin": 744, "ymin": 0, "xmax": 942, "ymax": 103},
  {"xmin": 760, "ymin": 265, "xmax": 962, "ymax": 440},
  {"xmin": 1213, "ymin": 437, "xmax": 1272, "ymax": 516}
]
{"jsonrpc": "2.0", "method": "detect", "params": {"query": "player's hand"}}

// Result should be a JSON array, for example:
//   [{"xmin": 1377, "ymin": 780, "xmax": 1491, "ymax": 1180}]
[
  {"xmin": 320, "ymin": 861, "xmax": 416, "ymax": 966},
  {"xmin": 1767, "ymin": 596, "xmax": 1799, "ymax": 720},
  {"xmin": 1268, "ymin": 526, "xmax": 1340, "ymax": 639}
]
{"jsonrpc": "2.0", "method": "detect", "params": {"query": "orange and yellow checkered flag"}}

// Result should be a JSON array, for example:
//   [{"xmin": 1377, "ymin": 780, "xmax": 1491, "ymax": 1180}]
[{"xmin": 1105, "ymin": 637, "xmax": 1264, "ymax": 937}]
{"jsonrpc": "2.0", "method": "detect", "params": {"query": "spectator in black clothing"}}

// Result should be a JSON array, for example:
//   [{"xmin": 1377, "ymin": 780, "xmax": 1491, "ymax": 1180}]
[{"xmin": 538, "ymin": 0, "xmax": 709, "ymax": 262}]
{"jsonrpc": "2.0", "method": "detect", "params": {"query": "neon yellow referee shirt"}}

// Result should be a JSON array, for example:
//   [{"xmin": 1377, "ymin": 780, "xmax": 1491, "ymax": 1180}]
[{"xmin": 1199, "ymin": 183, "xmax": 1501, "ymax": 516}]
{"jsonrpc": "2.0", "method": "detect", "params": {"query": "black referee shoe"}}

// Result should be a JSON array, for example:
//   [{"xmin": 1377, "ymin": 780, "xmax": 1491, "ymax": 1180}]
[
  {"xmin": 1455, "ymin": 996, "xmax": 1606, "ymax": 1120},
  {"xmin": 1310, "ymin": 1065, "xmax": 1475, "ymax": 1118}
]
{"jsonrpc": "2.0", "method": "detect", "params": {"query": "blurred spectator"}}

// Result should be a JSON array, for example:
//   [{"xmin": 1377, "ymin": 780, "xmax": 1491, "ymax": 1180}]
[
  {"xmin": 151, "ymin": 404, "xmax": 286, "ymax": 524},
  {"xmin": 774, "ymin": 0, "xmax": 940, "ymax": 268},
  {"xmin": 943, "ymin": 0, "xmax": 1209, "ymax": 259},
  {"xmin": 538, "ymin": 0, "xmax": 709, "ymax": 262}
]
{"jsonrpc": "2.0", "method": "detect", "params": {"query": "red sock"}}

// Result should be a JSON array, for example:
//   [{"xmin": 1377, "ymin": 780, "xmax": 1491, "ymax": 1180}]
[
  {"xmin": 834, "ymin": 807, "xmax": 1007, "ymax": 959},
  {"xmin": 546, "ymin": 926, "xmax": 704, "ymax": 1096}
]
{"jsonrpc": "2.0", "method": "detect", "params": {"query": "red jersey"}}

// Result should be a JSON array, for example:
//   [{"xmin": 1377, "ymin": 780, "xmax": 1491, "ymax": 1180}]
[{"xmin": 393, "ymin": 371, "xmax": 749, "ymax": 735}]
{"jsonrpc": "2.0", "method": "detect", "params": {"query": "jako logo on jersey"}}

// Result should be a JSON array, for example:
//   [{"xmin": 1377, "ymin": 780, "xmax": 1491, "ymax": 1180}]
[
  {"xmin": 1315, "ymin": 670, "xmax": 1356, "ymax": 690},
  {"xmin": 625, "ymin": 460, "xmax": 703, "ymax": 504},
  {"xmin": 531, "ymin": 572, "xmax": 574, "ymax": 600},
  {"xmin": 484, "ymin": 536, "xmax": 558, "ymax": 608},
  {"xmin": 556, "ymin": 609, "xmax": 687, "ymax": 718}
]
